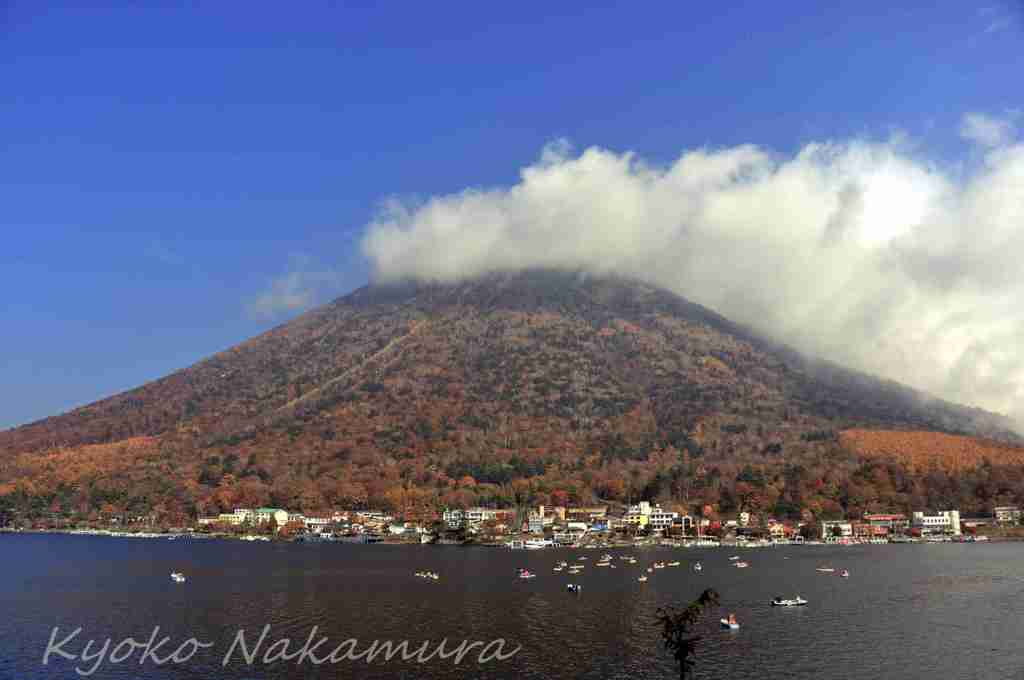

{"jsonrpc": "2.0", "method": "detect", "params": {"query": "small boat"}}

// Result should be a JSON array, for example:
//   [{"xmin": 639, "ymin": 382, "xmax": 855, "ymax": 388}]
[
  {"xmin": 733, "ymin": 561, "xmax": 749, "ymax": 568},
  {"xmin": 771, "ymin": 596, "xmax": 808, "ymax": 607},
  {"xmin": 647, "ymin": 567, "xmax": 653, "ymax": 573},
  {"xmin": 170, "ymin": 572, "xmax": 186, "ymax": 583},
  {"xmin": 667, "ymin": 561, "xmax": 681, "ymax": 567},
  {"xmin": 566, "ymin": 583, "xmax": 582, "ymax": 593},
  {"xmin": 518, "ymin": 569, "xmax": 536, "ymax": 579},
  {"xmin": 653, "ymin": 562, "xmax": 666, "ymax": 569},
  {"xmin": 720, "ymin": 616, "xmax": 740, "ymax": 630},
  {"xmin": 729, "ymin": 556, "xmax": 740, "ymax": 561},
  {"xmin": 840, "ymin": 570, "xmax": 850, "ymax": 578},
  {"xmin": 693, "ymin": 562, "xmax": 703, "ymax": 572},
  {"xmin": 638, "ymin": 575, "xmax": 648, "ymax": 582},
  {"xmin": 816, "ymin": 567, "xmax": 835, "ymax": 573}
]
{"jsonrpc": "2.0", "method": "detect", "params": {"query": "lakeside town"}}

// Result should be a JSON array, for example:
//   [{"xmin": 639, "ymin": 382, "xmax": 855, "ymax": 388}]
[{"xmin": 4, "ymin": 501, "xmax": 1023, "ymax": 546}]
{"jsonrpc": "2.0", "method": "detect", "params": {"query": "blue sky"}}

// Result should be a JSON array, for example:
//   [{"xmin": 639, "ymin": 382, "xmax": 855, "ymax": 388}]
[{"xmin": 2, "ymin": 2, "xmax": 1021, "ymax": 429}]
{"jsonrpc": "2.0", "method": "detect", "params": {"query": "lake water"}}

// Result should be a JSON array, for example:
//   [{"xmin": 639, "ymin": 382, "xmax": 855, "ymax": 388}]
[{"xmin": 2, "ymin": 534, "xmax": 1023, "ymax": 679}]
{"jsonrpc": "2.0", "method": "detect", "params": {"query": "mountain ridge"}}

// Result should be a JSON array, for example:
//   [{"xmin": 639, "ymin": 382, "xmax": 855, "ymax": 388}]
[{"xmin": 2, "ymin": 270, "xmax": 1022, "ymax": 524}]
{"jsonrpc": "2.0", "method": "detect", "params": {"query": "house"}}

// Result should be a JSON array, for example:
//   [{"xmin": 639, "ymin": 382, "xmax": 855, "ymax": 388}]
[
  {"xmin": 912, "ymin": 510, "xmax": 961, "ymax": 536},
  {"xmin": 995, "ymin": 506, "xmax": 1021, "ymax": 525}
]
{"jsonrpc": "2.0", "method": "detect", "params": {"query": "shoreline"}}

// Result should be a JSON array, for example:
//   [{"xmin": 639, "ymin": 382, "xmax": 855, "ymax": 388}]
[{"xmin": 3, "ymin": 527, "xmax": 1022, "ymax": 546}]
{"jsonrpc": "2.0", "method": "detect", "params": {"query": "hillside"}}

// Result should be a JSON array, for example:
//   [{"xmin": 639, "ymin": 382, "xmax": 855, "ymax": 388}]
[{"xmin": 2, "ymin": 270, "xmax": 1023, "ymax": 524}]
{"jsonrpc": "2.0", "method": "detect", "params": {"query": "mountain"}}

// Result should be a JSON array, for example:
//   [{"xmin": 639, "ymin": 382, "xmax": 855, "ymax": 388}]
[{"xmin": 2, "ymin": 270, "xmax": 1022, "ymax": 524}]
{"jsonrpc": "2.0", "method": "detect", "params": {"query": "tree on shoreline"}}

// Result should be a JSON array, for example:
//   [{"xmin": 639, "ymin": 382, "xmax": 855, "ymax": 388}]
[{"xmin": 656, "ymin": 588, "xmax": 721, "ymax": 679}]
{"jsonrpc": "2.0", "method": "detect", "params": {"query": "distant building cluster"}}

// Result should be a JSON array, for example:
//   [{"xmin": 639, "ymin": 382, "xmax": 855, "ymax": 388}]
[{"xmin": 187, "ymin": 501, "xmax": 1022, "ymax": 546}]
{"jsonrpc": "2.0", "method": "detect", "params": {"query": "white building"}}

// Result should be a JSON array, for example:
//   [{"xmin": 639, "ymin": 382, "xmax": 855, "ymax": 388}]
[
  {"xmin": 995, "ymin": 506, "xmax": 1021, "ymax": 525},
  {"xmin": 442, "ymin": 508, "xmax": 465, "ymax": 529},
  {"xmin": 254, "ymin": 508, "xmax": 289, "ymax": 526},
  {"xmin": 622, "ymin": 502, "xmax": 679, "ymax": 533},
  {"xmin": 649, "ymin": 507, "xmax": 679, "ymax": 532},
  {"xmin": 912, "ymin": 510, "xmax": 961, "ymax": 536},
  {"xmin": 821, "ymin": 520, "xmax": 853, "ymax": 540}
]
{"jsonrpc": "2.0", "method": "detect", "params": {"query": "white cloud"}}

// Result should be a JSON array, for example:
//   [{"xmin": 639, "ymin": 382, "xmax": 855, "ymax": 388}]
[
  {"xmin": 249, "ymin": 256, "xmax": 341, "ymax": 320},
  {"xmin": 960, "ymin": 112, "xmax": 1017, "ymax": 148},
  {"xmin": 361, "ymin": 119, "xmax": 1024, "ymax": 424}
]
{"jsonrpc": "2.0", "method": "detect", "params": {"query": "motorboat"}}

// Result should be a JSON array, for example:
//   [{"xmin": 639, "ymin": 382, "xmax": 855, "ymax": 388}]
[
  {"xmin": 771, "ymin": 596, "xmax": 808, "ymax": 607},
  {"xmin": 729, "ymin": 555, "xmax": 740, "ymax": 561},
  {"xmin": 667, "ymin": 561, "xmax": 681, "ymax": 567},
  {"xmin": 693, "ymin": 562, "xmax": 703, "ymax": 571},
  {"xmin": 816, "ymin": 567, "xmax": 835, "ymax": 573},
  {"xmin": 637, "ymin": 575, "xmax": 648, "ymax": 582},
  {"xmin": 170, "ymin": 572, "xmax": 186, "ymax": 583},
  {"xmin": 720, "ymin": 617, "xmax": 740, "ymax": 630},
  {"xmin": 566, "ymin": 583, "xmax": 582, "ymax": 593},
  {"xmin": 733, "ymin": 561, "xmax": 749, "ymax": 568},
  {"xmin": 518, "ymin": 569, "xmax": 536, "ymax": 579},
  {"xmin": 840, "ymin": 570, "xmax": 850, "ymax": 578}
]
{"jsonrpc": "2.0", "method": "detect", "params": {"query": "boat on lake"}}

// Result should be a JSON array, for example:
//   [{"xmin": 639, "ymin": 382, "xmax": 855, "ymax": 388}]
[
  {"xmin": 721, "ymin": 614, "xmax": 740, "ymax": 629},
  {"xmin": 771, "ymin": 596, "xmax": 808, "ymax": 607}
]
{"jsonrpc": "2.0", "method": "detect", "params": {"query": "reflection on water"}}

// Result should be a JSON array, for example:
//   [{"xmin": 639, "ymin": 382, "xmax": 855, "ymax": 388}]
[{"xmin": 2, "ymin": 535, "xmax": 1024, "ymax": 679}]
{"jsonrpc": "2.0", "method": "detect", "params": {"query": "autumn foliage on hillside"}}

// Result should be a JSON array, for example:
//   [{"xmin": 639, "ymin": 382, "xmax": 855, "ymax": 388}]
[
  {"xmin": 841, "ymin": 429, "xmax": 1024, "ymax": 473},
  {"xmin": 2, "ymin": 271, "xmax": 1022, "ymax": 526}
]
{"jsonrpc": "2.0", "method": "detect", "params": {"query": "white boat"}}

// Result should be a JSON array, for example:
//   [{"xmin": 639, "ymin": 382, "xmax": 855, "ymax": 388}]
[
  {"xmin": 170, "ymin": 572, "xmax": 186, "ymax": 583},
  {"xmin": 693, "ymin": 562, "xmax": 703, "ymax": 571},
  {"xmin": 771, "ymin": 596, "xmax": 808, "ymax": 607},
  {"xmin": 729, "ymin": 555, "xmax": 740, "ymax": 560},
  {"xmin": 720, "ymin": 618, "xmax": 740, "ymax": 629},
  {"xmin": 637, "ymin": 575, "xmax": 648, "ymax": 582},
  {"xmin": 733, "ymin": 561, "xmax": 749, "ymax": 568},
  {"xmin": 840, "ymin": 570, "xmax": 850, "ymax": 578},
  {"xmin": 667, "ymin": 561, "xmax": 681, "ymax": 567},
  {"xmin": 816, "ymin": 567, "xmax": 835, "ymax": 573},
  {"xmin": 518, "ymin": 569, "xmax": 537, "ymax": 579},
  {"xmin": 524, "ymin": 539, "xmax": 553, "ymax": 549}
]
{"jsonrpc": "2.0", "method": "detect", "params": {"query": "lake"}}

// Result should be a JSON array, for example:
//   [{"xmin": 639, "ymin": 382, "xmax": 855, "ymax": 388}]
[{"xmin": 2, "ymin": 534, "xmax": 1023, "ymax": 679}]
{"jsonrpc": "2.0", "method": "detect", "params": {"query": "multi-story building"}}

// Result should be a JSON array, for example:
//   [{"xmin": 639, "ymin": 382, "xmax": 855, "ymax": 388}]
[
  {"xmin": 912, "ymin": 510, "xmax": 961, "ymax": 536},
  {"xmin": 995, "ymin": 506, "xmax": 1021, "ymax": 525},
  {"xmin": 254, "ymin": 507, "xmax": 289, "ymax": 526},
  {"xmin": 821, "ymin": 520, "xmax": 853, "ymax": 540},
  {"xmin": 863, "ymin": 513, "xmax": 908, "ymax": 533}
]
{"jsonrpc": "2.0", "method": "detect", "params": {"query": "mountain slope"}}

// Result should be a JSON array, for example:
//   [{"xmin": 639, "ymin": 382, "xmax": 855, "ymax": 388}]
[{"xmin": 2, "ymin": 270, "xmax": 1022, "ymax": 523}]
